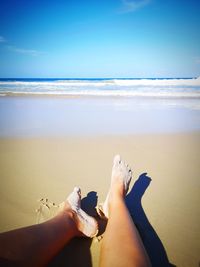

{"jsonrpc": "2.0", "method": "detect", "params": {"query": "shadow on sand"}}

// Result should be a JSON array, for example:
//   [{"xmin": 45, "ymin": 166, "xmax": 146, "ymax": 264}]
[
  {"xmin": 126, "ymin": 173, "xmax": 176, "ymax": 267},
  {"xmin": 49, "ymin": 174, "xmax": 176, "ymax": 267},
  {"xmin": 48, "ymin": 191, "xmax": 98, "ymax": 267}
]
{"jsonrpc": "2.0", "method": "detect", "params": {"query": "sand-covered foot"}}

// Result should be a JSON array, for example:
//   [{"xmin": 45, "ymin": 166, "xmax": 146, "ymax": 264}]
[
  {"xmin": 66, "ymin": 187, "xmax": 98, "ymax": 238},
  {"xmin": 96, "ymin": 155, "xmax": 132, "ymax": 219}
]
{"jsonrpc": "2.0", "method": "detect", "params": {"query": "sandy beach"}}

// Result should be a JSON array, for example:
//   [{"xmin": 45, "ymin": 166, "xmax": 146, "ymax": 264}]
[
  {"xmin": 1, "ymin": 0, "xmax": 200, "ymax": 265},
  {"xmin": 0, "ymin": 132, "xmax": 199, "ymax": 267}
]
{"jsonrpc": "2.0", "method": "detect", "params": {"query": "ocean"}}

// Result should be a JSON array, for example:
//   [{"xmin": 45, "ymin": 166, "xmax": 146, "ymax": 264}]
[
  {"xmin": 0, "ymin": 78, "xmax": 200, "ymax": 137},
  {"xmin": 0, "ymin": 77, "xmax": 200, "ymax": 98}
]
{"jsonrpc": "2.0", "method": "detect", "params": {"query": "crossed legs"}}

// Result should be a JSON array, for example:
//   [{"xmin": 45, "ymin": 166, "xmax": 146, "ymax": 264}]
[{"xmin": 0, "ymin": 155, "xmax": 151, "ymax": 267}]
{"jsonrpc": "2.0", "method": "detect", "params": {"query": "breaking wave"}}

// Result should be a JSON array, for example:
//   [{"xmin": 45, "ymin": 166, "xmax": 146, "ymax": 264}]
[{"xmin": 0, "ymin": 77, "xmax": 200, "ymax": 98}]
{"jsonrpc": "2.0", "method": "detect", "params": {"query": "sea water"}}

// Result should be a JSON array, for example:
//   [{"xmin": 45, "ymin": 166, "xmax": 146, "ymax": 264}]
[
  {"xmin": 0, "ymin": 77, "xmax": 200, "ymax": 99},
  {"xmin": 0, "ymin": 78, "xmax": 200, "ymax": 137}
]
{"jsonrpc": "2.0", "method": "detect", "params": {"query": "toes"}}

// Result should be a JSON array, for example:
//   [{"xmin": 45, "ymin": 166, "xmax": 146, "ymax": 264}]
[
  {"xmin": 113, "ymin": 154, "xmax": 121, "ymax": 165},
  {"xmin": 67, "ymin": 187, "xmax": 82, "ymax": 210},
  {"xmin": 74, "ymin": 186, "xmax": 81, "ymax": 193},
  {"xmin": 74, "ymin": 186, "xmax": 81, "ymax": 197},
  {"xmin": 113, "ymin": 155, "xmax": 132, "ymax": 176}
]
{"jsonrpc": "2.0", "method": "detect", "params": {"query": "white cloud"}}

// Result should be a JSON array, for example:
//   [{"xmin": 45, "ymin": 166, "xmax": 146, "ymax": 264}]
[
  {"xmin": 119, "ymin": 0, "xmax": 151, "ymax": 13},
  {"xmin": 0, "ymin": 36, "xmax": 6, "ymax": 43},
  {"xmin": 7, "ymin": 45, "xmax": 44, "ymax": 56},
  {"xmin": 0, "ymin": 36, "xmax": 44, "ymax": 56}
]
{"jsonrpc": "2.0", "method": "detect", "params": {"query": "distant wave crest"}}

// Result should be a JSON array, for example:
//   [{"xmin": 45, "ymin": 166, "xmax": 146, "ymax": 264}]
[{"xmin": 0, "ymin": 77, "xmax": 200, "ymax": 98}]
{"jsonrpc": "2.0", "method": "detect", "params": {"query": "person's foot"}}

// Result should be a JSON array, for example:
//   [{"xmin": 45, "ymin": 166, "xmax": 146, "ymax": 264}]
[
  {"xmin": 60, "ymin": 187, "xmax": 98, "ymax": 238},
  {"xmin": 96, "ymin": 155, "xmax": 132, "ymax": 219}
]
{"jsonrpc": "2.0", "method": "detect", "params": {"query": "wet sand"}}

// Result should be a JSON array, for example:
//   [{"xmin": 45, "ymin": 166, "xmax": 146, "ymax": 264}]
[{"xmin": 0, "ymin": 133, "xmax": 200, "ymax": 267}]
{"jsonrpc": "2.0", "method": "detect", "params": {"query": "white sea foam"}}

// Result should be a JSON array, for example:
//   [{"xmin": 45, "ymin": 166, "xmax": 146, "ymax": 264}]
[
  {"xmin": 0, "ymin": 77, "xmax": 200, "ymax": 98},
  {"xmin": 0, "ymin": 80, "xmax": 113, "ymax": 86},
  {"xmin": 0, "ymin": 77, "xmax": 200, "ymax": 87},
  {"xmin": 113, "ymin": 77, "xmax": 200, "ymax": 86}
]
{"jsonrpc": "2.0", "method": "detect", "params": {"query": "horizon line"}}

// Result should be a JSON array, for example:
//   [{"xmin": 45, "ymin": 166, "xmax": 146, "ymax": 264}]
[{"xmin": 0, "ymin": 76, "xmax": 197, "ymax": 80}]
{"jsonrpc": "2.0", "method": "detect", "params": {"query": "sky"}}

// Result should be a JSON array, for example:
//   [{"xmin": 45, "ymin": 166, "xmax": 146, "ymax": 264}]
[{"xmin": 0, "ymin": 0, "xmax": 200, "ymax": 78}]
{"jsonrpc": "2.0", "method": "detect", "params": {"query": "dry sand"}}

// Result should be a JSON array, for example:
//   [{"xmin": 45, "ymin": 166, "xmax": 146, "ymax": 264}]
[{"xmin": 0, "ymin": 133, "xmax": 199, "ymax": 267}]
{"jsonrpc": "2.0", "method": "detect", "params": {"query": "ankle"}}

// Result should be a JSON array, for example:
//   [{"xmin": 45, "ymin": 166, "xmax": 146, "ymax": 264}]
[
  {"xmin": 108, "ymin": 186, "xmax": 125, "ymax": 209},
  {"xmin": 57, "ymin": 202, "xmax": 76, "ymax": 223},
  {"xmin": 110, "ymin": 181, "xmax": 125, "ymax": 198}
]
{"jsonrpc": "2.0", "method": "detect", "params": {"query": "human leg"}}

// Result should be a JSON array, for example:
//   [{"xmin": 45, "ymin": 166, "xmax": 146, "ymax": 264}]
[
  {"xmin": 99, "ymin": 155, "xmax": 151, "ymax": 267},
  {"xmin": 0, "ymin": 187, "xmax": 98, "ymax": 267}
]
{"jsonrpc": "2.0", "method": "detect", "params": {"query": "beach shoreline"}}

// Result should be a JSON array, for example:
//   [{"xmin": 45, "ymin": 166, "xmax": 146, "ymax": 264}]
[
  {"xmin": 1, "ymin": 95, "xmax": 200, "ymax": 138},
  {"xmin": 1, "ymin": 93, "xmax": 200, "ymax": 101}
]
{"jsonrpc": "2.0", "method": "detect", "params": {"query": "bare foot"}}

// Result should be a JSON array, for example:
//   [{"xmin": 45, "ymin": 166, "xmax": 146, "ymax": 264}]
[
  {"xmin": 96, "ymin": 155, "xmax": 132, "ymax": 218},
  {"xmin": 61, "ymin": 187, "xmax": 98, "ymax": 238}
]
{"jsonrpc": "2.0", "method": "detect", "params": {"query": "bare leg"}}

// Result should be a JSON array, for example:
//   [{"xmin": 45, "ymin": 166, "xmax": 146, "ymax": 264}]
[
  {"xmin": 99, "ymin": 155, "xmax": 151, "ymax": 267},
  {"xmin": 0, "ymin": 187, "xmax": 98, "ymax": 267}
]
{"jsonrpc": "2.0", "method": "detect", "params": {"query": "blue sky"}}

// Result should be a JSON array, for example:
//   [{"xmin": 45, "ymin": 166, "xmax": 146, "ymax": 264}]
[{"xmin": 0, "ymin": 0, "xmax": 200, "ymax": 78}]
